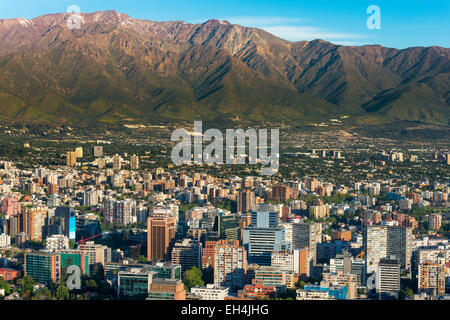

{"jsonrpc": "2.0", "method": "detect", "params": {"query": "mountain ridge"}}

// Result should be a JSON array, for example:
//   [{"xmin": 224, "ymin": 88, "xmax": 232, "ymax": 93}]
[{"xmin": 0, "ymin": 10, "xmax": 448, "ymax": 126}]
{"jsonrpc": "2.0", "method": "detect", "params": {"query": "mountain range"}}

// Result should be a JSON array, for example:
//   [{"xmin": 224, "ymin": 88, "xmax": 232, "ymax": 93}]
[{"xmin": 0, "ymin": 10, "xmax": 448, "ymax": 126}]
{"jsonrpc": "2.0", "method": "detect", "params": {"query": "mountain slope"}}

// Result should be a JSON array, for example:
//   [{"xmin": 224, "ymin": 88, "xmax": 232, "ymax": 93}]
[{"xmin": 0, "ymin": 10, "xmax": 448, "ymax": 126}]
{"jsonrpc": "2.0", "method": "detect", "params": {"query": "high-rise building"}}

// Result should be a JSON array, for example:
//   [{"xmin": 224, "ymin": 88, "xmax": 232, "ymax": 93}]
[
  {"xmin": 387, "ymin": 226, "xmax": 412, "ymax": 271},
  {"xmin": 214, "ymin": 214, "xmax": 240, "ymax": 240},
  {"xmin": 77, "ymin": 241, "xmax": 108, "ymax": 269},
  {"xmin": 363, "ymin": 225, "xmax": 412, "ymax": 274},
  {"xmin": 24, "ymin": 252, "xmax": 61, "ymax": 284},
  {"xmin": 418, "ymin": 261, "xmax": 445, "ymax": 296},
  {"xmin": 45, "ymin": 235, "xmax": 69, "ymax": 252},
  {"xmin": 82, "ymin": 189, "xmax": 99, "ymax": 207},
  {"xmin": 202, "ymin": 240, "xmax": 239, "ymax": 269},
  {"xmin": 271, "ymin": 251, "xmax": 294, "ymax": 272},
  {"xmin": 272, "ymin": 185, "xmax": 290, "ymax": 203},
  {"xmin": 54, "ymin": 207, "xmax": 76, "ymax": 241},
  {"xmin": 171, "ymin": 238, "xmax": 202, "ymax": 274},
  {"xmin": 243, "ymin": 205, "xmax": 290, "ymax": 265},
  {"xmin": 76, "ymin": 213, "xmax": 102, "ymax": 242},
  {"xmin": 113, "ymin": 154, "xmax": 122, "ymax": 171},
  {"xmin": 147, "ymin": 216, "xmax": 177, "ymax": 261},
  {"xmin": 103, "ymin": 199, "xmax": 137, "ymax": 225},
  {"xmin": 130, "ymin": 154, "xmax": 139, "ymax": 170},
  {"xmin": 237, "ymin": 190, "xmax": 255, "ymax": 213},
  {"xmin": 214, "ymin": 242, "xmax": 247, "ymax": 292},
  {"xmin": 66, "ymin": 151, "xmax": 77, "ymax": 167},
  {"xmin": 428, "ymin": 214, "xmax": 442, "ymax": 231},
  {"xmin": 330, "ymin": 252, "xmax": 366, "ymax": 286},
  {"xmin": 376, "ymin": 257, "xmax": 400, "ymax": 299},
  {"xmin": 292, "ymin": 222, "xmax": 322, "ymax": 264},
  {"xmin": 23, "ymin": 208, "xmax": 48, "ymax": 241},
  {"xmin": 309, "ymin": 205, "xmax": 330, "ymax": 219},
  {"xmin": 75, "ymin": 147, "xmax": 83, "ymax": 158}
]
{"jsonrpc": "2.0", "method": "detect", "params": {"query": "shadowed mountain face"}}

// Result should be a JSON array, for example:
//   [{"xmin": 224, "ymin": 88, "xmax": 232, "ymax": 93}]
[{"xmin": 0, "ymin": 10, "xmax": 448, "ymax": 126}]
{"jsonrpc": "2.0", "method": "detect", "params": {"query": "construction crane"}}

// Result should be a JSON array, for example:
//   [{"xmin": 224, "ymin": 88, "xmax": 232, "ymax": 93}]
[
  {"xmin": 76, "ymin": 233, "xmax": 103, "ymax": 274},
  {"xmin": 356, "ymin": 250, "xmax": 364, "ymax": 259}
]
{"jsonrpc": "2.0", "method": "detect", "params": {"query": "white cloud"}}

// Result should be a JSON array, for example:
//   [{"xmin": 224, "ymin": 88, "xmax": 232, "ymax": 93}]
[
  {"xmin": 262, "ymin": 26, "xmax": 365, "ymax": 42},
  {"xmin": 224, "ymin": 16, "xmax": 303, "ymax": 26},
  {"xmin": 219, "ymin": 16, "xmax": 367, "ymax": 45}
]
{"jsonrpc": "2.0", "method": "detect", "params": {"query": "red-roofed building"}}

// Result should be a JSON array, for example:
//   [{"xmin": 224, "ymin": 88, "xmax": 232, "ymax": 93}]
[{"xmin": 0, "ymin": 268, "xmax": 19, "ymax": 281}]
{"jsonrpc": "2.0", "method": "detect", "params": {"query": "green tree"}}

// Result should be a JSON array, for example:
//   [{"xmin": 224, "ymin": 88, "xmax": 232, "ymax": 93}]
[
  {"xmin": 56, "ymin": 285, "xmax": 70, "ymax": 300},
  {"xmin": 298, "ymin": 280, "xmax": 306, "ymax": 289},
  {"xmin": 0, "ymin": 279, "xmax": 11, "ymax": 295},
  {"xmin": 183, "ymin": 267, "xmax": 204, "ymax": 291},
  {"xmin": 137, "ymin": 255, "xmax": 147, "ymax": 263}
]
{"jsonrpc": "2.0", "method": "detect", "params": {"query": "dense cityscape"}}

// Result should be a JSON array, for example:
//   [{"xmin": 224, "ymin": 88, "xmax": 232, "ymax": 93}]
[{"xmin": 0, "ymin": 125, "xmax": 449, "ymax": 301}]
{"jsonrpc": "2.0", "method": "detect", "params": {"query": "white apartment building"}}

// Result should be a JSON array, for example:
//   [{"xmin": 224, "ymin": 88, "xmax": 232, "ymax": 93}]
[
  {"xmin": 0, "ymin": 234, "xmax": 11, "ymax": 248},
  {"xmin": 191, "ymin": 284, "xmax": 229, "ymax": 300},
  {"xmin": 45, "ymin": 235, "xmax": 69, "ymax": 252}
]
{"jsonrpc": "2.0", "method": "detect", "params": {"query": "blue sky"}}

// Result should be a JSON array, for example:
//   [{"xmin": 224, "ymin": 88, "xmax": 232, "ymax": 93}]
[{"xmin": 1, "ymin": 0, "xmax": 449, "ymax": 48}]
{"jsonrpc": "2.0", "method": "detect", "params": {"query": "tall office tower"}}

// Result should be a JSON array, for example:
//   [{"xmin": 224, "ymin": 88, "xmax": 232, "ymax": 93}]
[
  {"xmin": 147, "ymin": 216, "xmax": 177, "ymax": 261},
  {"xmin": 130, "ymin": 154, "xmax": 139, "ymax": 170},
  {"xmin": 293, "ymin": 248, "xmax": 313, "ymax": 279},
  {"xmin": 428, "ymin": 213, "xmax": 442, "ymax": 231},
  {"xmin": 24, "ymin": 252, "xmax": 61, "ymax": 285},
  {"xmin": 214, "ymin": 242, "xmax": 247, "ymax": 292},
  {"xmin": 243, "ymin": 205, "xmax": 290, "ymax": 265},
  {"xmin": 237, "ymin": 190, "xmax": 255, "ymax": 213},
  {"xmin": 387, "ymin": 226, "xmax": 412, "ymax": 271},
  {"xmin": 364, "ymin": 225, "xmax": 412, "ymax": 274},
  {"xmin": 66, "ymin": 151, "xmax": 77, "ymax": 167},
  {"xmin": 113, "ymin": 154, "xmax": 122, "ymax": 171},
  {"xmin": 292, "ymin": 222, "xmax": 322, "ymax": 264},
  {"xmin": 418, "ymin": 261, "xmax": 445, "ymax": 296},
  {"xmin": 75, "ymin": 147, "xmax": 83, "ymax": 158},
  {"xmin": 54, "ymin": 207, "xmax": 76, "ymax": 241},
  {"xmin": 376, "ymin": 257, "xmax": 400, "ymax": 299},
  {"xmin": 3, "ymin": 215, "xmax": 21, "ymax": 238},
  {"xmin": 23, "ymin": 208, "xmax": 48, "ymax": 241},
  {"xmin": 93, "ymin": 146, "xmax": 103, "ymax": 157},
  {"xmin": 363, "ymin": 225, "xmax": 388, "ymax": 274},
  {"xmin": 171, "ymin": 239, "xmax": 202, "ymax": 274}
]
